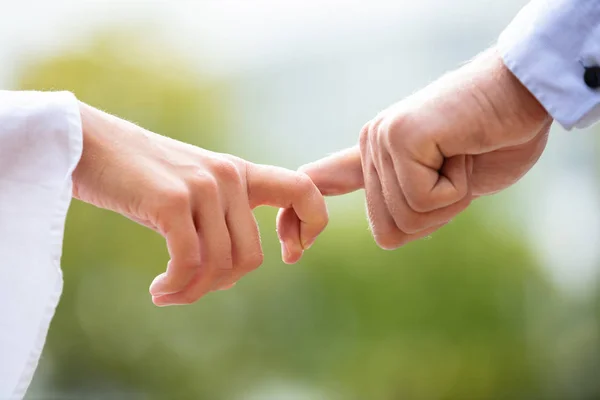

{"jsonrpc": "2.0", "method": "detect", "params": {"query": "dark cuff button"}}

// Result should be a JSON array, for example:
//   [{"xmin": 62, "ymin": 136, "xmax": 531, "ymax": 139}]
[{"xmin": 584, "ymin": 66, "xmax": 600, "ymax": 89}]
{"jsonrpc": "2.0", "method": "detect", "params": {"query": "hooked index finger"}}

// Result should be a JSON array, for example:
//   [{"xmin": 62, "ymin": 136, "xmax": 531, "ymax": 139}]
[{"xmin": 246, "ymin": 163, "xmax": 328, "ymax": 250}]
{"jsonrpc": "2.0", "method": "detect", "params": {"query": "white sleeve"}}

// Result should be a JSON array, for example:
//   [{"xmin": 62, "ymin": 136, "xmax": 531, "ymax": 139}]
[
  {"xmin": 0, "ymin": 91, "xmax": 82, "ymax": 399},
  {"xmin": 497, "ymin": 0, "xmax": 600, "ymax": 130}
]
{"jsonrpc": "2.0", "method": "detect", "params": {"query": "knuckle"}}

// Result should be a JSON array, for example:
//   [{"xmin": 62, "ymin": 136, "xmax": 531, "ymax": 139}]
[
  {"xmin": 213, "ymin": 159, "xmax": 242, "ymax": 184},
  {"xmin": 318, "ymin": 209, "xmax": 330, "ymax": 227},
  {"xmin": 386, "ymin": 115, "xmax": 415, "ymax": 150},
  {"xmin": 239, "ymin": 251, "xmax": 264, "ymax": 271},
  {"xmin": 373, "ymin": 231, "xmax": 408, "ymax": 250},
  {"xmin": 192, "ymin": 172, "xmax": 219, "ymax": 196},
  {"xmin": 387, "ymin": 114, "xmax": 432, "ymax": 161},
  {"xmin": 405, "ymin": 190, "xmax": 432, "ymax": 213},
  {"xmin": 293, "ymin": 172, "xmax": 315, "ymax": 195},
  {"xmin": 396, "ymin": 213, "xmax": 422, "ymax": 235},
  {"xmin": 386, "ymin": 113, "xmax": 410, "ymax": 136},
  {"xmin": 180, "ymin": 291, "xmax": 199, "ymax": 305},
  {"xmin": 456, "ymin": 181, "xmax": 469, "ymax": 200},
  {"xmin": 369, "ymin": 218, "xmax": 408, "ymax": 250},
  {"xmin": 160, "ymin": 186, "xmax": 191, "ymax": 212},
  {"xmin": 178, "ymin": 258, "xmax": 200, "ymax": 273},
  {"xmin": 207, "ymin": 248, "xmax": 233, "ymax": 271},
  {"xmin": 381, "ymin": 195, "xmax": 421, "ymax": 234},
  {"xmin": 359, "ymin": 122, "xmax": 372, "ymax": 151},
  {"xmin": 297, "ymin": 163, "xmax": 312, "ymax": 176}
]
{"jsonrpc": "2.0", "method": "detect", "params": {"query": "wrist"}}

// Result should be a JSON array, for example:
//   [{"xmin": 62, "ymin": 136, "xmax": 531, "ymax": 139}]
[
  {"xmin": 473, "ymin": 48, "xmax": 551, "ymax": 132},
  {"xmin": 72, "ymin": 102, "xmax": 113, "ymax": 200}
]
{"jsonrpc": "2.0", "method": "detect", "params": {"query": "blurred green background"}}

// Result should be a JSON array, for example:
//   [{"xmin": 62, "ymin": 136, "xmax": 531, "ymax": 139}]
[{"xmin": 5, "ymin": 1, "xmax": 600, "ymax": 399}]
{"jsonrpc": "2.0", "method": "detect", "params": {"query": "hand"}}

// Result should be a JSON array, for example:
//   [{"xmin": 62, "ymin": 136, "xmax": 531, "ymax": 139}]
[
  {"xmin": 72, "ymin": 103, "xmax": 328, "ymax": 306},
  {"xmin": 300, "ymin": 48, "xmax": 551, "ymax": 250}
]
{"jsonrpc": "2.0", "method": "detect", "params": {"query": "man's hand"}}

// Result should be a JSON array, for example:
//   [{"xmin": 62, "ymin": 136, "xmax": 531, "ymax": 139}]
[
  {"xmin": 299, "ymin": 48, "xmax": 551, "ymax": 250},
  {"xmin": 73, "ymin": 103, "xmax": 328, "ymax": 306}
]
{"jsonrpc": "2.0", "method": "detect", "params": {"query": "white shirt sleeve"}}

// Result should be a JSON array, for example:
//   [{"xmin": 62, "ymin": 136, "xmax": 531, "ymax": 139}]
[
  {"xmin": 498, "ymin": 0, "xmax": 600, "ymax": 130},
  {"xmin": 0, "ymin": 91, "xmax": 82, "ymax": 399}
]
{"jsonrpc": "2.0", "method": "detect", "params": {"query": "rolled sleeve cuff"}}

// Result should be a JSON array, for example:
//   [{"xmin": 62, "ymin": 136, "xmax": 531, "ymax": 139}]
[
  {"xmin": 0, "ymin": 91, "xmax": 83, "ymax": 399},
  {"xmin": 498, "ymin": 0, "xmax": 600, "ymax": 130}
]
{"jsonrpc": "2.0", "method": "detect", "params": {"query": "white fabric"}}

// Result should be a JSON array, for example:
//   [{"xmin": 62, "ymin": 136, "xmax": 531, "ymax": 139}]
[
  {"xmin": 0, "ymin": 91, "xmax": 82, "ymax": 399},
  {"xmin": 498, "ymin": 0, "xmax": 600, "ymax": 130}
]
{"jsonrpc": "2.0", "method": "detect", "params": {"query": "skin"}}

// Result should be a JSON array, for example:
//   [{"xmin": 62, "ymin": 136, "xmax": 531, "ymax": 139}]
[
  {"xmin": 72, "ymin": 103, "xmax": 328, "ymax": 306},
  {"xmin": 72, "ymin": 47, "xmax": 550, "ymax": 303},
  {"xmin": 295, "ymin": 48, "xmax": 552, "ymax": 250}
]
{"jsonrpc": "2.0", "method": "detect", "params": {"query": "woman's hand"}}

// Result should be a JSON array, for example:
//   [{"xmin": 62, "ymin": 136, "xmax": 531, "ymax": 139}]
[{"xmin": 72, "ymin": 103, "xmax": 328, "ymax": 306}]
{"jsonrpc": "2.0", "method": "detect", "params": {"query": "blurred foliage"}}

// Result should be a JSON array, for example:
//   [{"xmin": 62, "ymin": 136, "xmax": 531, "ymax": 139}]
[
  {"xmin": 17, "ymin": 30, "xmax": 600, "ymax": 400},
  {"xmin": 17, "ymin": 28, "xmax": 227, "ymax": 154}
]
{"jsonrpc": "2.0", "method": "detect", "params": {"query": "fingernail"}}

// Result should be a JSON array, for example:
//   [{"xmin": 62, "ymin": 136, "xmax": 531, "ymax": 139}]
[
  {"xmin": 149, "ymin": 282, "xmax": 164, "ymax": 296},
  {"xmin": 302, "ymin": 238, "xmax": 316, "ymax": 250},
  {"xmin": 152, "ymin": 296, "xmax": 171, "ymax": 307},
  {"xmin": 281, "ymin": 241, "xmax": 293, "ymax": 262},
  {"xmin": 218, "ymin": 283, "xmax": 236, "ymax": 291},
  {"xmin": 149, "ymin": 273, "xmax": 168, "ymax": 296},
  {"xmin": 150, "ymin": 287, "xmax": 169, "ymax": 297}
]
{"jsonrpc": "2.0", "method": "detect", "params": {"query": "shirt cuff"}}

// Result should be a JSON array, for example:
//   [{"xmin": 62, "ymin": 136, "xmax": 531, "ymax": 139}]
[
  {"xmin": 0, "ymin": 91, "xmax": 83, "ymax": 399},
  {"xmin": 497, "ymin": 0, "xmax": 600, "ymax": 130}
]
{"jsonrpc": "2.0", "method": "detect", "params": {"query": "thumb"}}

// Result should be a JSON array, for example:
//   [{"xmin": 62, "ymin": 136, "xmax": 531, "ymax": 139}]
[{"xmin": 300, "ymin": 146, "xmax": 364, "ymax": 196}]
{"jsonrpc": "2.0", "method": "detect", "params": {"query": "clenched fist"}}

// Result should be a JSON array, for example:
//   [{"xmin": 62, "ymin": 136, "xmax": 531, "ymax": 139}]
[
  {"xmin": 299, "ymin": 48, "xmax": 551, "ymax": 250},
  {"xmin": 73, "ymin": 103, "xmax": 328, "ymax": 306}
]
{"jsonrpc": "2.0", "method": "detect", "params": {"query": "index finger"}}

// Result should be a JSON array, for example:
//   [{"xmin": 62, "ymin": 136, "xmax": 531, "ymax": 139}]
[
  {"xmin": 299, "ymin": 146, "xmax": 364, "ymax": 196},
  {"xmin": 246, "ymin": 163, "xmax": 328, "ymax": 249}
]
